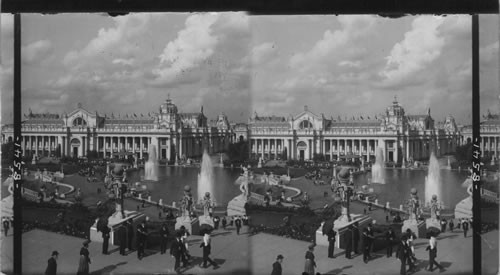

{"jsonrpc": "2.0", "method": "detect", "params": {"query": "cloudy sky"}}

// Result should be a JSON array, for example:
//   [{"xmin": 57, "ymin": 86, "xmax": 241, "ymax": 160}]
[{"xmin": 1, "ymin": 13, "xmax": 498, "ymax": 125}]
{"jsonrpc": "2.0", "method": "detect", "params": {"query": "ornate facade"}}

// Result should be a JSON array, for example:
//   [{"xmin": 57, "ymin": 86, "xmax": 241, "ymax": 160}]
[
  {"xmin": 460, "ymin": 112, "xmax": 500, "ymax": 161},
  {"xmin": 2, "ymin": 98, "xmax": 233, "ymax": 160},
  {"xmin": 247, "ymin": 98, "xmax": 461, "ymax": 163}
]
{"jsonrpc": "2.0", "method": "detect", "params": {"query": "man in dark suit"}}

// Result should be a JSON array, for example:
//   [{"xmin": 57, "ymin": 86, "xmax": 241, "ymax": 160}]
[
  {"xmin": 118, "ymin": 224, "xmax": 127, "ymax": 255},
  {"xmin": 440, "ymin": 218, "xmax": 447, "ymax": 232},
  {"xmin": 396, "ymin": 236, "xmax": 409, "ymax": 275},
  {"xmin": 200, "ymin": 233, "xmax": 218, "ymax": 268},
  {"xmin": 2, "ymin": 217, "xmax": 10, "ymax": 236},
  {"xmin": 160, "ymin": 223, "xmax": 169, "ymax": 254},
  {"xmin": 386, "ymin": 227, "xmax": 396, "ymax": 257},
  {"xmin": 344, "ymin": 225, "xmax": 353, "ymax": 259},
  {"xmin": 271, "ymin": 254, "xmax": 284, "ymax": 275},
  {"xmin": 126, "ymin": 220, "xmax": 134, "ymax": 252},
  {"xmin": 327, "ymin": 227, "xmax": 336, "ymax": 258},
  {"xmin": 362, "ymin": 224, "xmax": 375, "ymax": 263},
  {"xmin": 235, "ymin": 217, "xmax": 242, "ymax": 235},
  {"xmin": 213, "ymin": 216, "xmax": 220, "ymax": 229},
  {"xmin": 136, "ymin": 221, "xmax": 148, "ymax": 260},
  {"xmin": 352, "ymin": 222, "xmax": 360, "ymax": 255},
  {"xmin": 222, "ymin": 216, "xmax": 227, "ymax": 229},
  {"xmin": 462, "ymin": 219, "xmax": 469, "ymax": 237},
  {"xmin": 170, "ymin": 232, "xmax": 183, "ymax": 272},
  {"xmin": 45, "ymin": 250, "xmax": 58, "ymax": 275},
  {"xmin": 101, "ymin": 225, "xmax": 110, "ymax": 255}
]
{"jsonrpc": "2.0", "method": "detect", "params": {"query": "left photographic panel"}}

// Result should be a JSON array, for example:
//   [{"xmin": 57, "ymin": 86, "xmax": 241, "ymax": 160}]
[{"xmin": 1, "ymin": 12, "xmax": 253, "ymax": 275}]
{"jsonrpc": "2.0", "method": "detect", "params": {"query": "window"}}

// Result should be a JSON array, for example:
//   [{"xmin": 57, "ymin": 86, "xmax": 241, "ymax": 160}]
[
  {"xmin": 72, "ymin": 117, "xmax": 87, "ymax": 127},
  {"xmin": 299, "ymin": 120, "xmax": 313, "ymax": 129}
]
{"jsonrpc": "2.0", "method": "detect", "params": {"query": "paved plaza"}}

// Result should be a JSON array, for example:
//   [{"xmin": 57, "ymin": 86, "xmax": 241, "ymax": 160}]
[{"xmin": 1, "ymin": 222, "xmax": 497, "ymax": 274}]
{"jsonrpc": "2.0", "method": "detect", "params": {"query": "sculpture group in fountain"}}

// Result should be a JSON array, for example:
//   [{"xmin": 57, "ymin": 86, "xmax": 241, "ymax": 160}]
[
  {"xmin": 202, "ymin": 192, "xmax": 214, "ymax": 217},
  {"xmin": 180, "ymin": 186, "xmax": 194, "ymax": 218},
  {"xmin": 402, "ymin": 188, "xmax": 426, "ymax": 238},
  {"xmin": 407, "ymin": 188, "xmax": 421, "ymax": 222},
  {"xmin": 240, "ymin": 167, "xmax": 251, "ymax": 200},
  {"xmin": 429, "ymin": 195, "xmax": 441, "ymax": 220},
  {"xmin": 226, "ymin": 166, "xmax": 252, "ymax": 217}
]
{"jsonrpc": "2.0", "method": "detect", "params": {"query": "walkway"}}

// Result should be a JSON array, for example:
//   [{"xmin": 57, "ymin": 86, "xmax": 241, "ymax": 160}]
[{"xmin": 1, "ymin": 224, "xmax": 497, "ymax": 274}]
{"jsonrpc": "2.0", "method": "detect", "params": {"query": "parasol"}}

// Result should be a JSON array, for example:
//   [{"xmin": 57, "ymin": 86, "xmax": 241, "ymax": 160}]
[
  {"xmin": 199, "ymin": 224, "xmax": 214, "ymax": 236},
  {"xmin": 322, "ymin": 218, "xmax": 336, "ymax": 235}
]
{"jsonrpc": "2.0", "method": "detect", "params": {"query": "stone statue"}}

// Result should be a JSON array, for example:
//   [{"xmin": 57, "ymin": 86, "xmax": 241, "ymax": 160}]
[
  {"xmin": 429, "ymin": 194, "xmax": 440, "ymax": 220},
  {"xmin": 180, "ymin": 185, "xmax": 194, "ymax": 217},
  {"xmin": 240, "ymin": 167, "xmax": 250, "ymax": 198},
  {"xmin": 202, "ymin": 192, "xmax": 213, "ymax": 217},
  {"xmin": 408, "ymin": 188, "xmax": 420, "ymax": 220}
]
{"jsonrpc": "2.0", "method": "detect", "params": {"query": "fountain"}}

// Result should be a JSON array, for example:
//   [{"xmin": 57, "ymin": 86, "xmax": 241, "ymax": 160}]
[
  {"xmin": 227, "ymin": 166, "xmax": 252, "ymax": 216},
  {"xmin": 90, "ymin": 164, "xmax": 145, "ymax": 245},
  {"xmin": 144, "ymin": 145, "xmax": 158, "ymax": 181},
  {"xmin": 446, "ymin": 156, "xmax": 452, "ymax": 170},
  {"xmin": 198, "ymin": 150, "xmax": 215, "ymax": 203},
  {"xmin": 425, "ymin": 152, "xmax": 442, "ymax": 207},
  {"xmin": 402, "ymin": 188, "xmax": 426, "ymax": 237},
  {"xmin": 371, "ymin": 147, "xmax": 385, "ymax": 184}
]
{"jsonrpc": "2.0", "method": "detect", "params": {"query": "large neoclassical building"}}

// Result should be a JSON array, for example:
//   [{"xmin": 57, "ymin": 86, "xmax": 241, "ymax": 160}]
[
  {"xmin": 245, "ymin": 98, "xmax": 461, "ymax": 163},
  {"xmin": 2, "ymin": 97, "xmax": 233, "ymax": 161},
  {"xmin": 460, "ymin": 112, "xmax": 500, "ymax": 161}
]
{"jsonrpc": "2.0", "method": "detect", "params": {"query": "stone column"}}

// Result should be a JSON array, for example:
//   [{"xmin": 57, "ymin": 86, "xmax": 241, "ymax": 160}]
[
  {"xmin": 394, "ymin": 139, "xmax": 399, "ymax": 163},
  {"xmin": 260, "ymin": 138, "xmax": 265, "ymax": 159},
  {"xmin": 35, "ymin": 136, "xmax": 39, "ymax": 156},
  {"xmin": 495, "ymin": 136, "xmax": 498, "ymax": 159},
  {"xmin": 140, "ymin": 137, "xmax": 144, "ymax": 159}
]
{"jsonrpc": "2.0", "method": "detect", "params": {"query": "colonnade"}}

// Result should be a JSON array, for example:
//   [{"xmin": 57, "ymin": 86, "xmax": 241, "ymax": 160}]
[
  {"xmin": 250, "ymin": 135, "xmax": 459, "ymax": 162},
  {"xmin": 19, "ymin": 133, "xmax": 231, "ymax": 160}
]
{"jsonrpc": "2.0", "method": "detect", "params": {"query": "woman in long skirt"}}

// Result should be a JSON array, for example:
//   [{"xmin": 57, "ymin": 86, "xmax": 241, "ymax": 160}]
[
  {"xmin": 304, "ymin": 244, "xmax": 316, "ymax": 275},
  {"xmin": 77, "ymin": 240, "xmax": 91, "ymax": 275}
]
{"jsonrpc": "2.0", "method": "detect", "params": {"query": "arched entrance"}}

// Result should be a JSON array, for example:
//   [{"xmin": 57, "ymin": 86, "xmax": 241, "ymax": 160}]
[
  {"xmin": 296, "ymin": 141, "xmax": 307, "ymax": 160},
  {"xmin": 70, "ymin": 138, "xmax": 81, "ymax": 158}
]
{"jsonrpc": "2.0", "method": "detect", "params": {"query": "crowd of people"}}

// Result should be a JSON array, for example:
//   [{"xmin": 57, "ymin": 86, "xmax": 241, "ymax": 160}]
[{"xmin": 268, "ymin": 219, "xmax": 481, "ymax": 275}]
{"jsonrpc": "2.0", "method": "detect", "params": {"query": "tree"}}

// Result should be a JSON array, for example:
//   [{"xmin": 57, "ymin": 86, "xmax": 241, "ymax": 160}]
[
  {"xmin": 86, "ymin": 150, "xmax": 99, "ymax": 160},
  {"xmin": 228, "ymin": 140, "xmax": 249, "ymax": 162},
  {"xmin": 55, "ymin": 144, "xmax": 61, "ymax": 158},
  {"xmin": 1, "ymin": 141, "xmax": 14, "ymax": 163}
]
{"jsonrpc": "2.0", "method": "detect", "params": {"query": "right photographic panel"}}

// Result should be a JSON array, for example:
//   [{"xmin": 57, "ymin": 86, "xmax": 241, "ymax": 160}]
[{"xmin": 245, "ymin": 14, "xmax": 499, "ymax": 275}]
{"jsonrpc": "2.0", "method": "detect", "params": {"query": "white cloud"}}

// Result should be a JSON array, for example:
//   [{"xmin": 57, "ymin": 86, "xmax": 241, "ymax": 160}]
[
  {"xmin": 380, "ymin": 16, "xmax": 446, "ymax": 85},
  {"xmin": 252, "ymin": 42, "xmax": 276, "ymax": 65},
  {"xmin": 22, "ymin": 40, "xmax": 53, "ymax": 65},
  {"xmin": 63, "ymin": 13, "xmax": 153, "ymax": 67},
  {"xmin": 151, "ymin": 13, "xmax": 219, "ymax": 85},
  {"xmin": 42, "ymin": 94, "xmax": 69, "ymax": 106},
  {"xmin": 118, "ymin": 89, "xmax": 146, "ymax": 105},
  {"xmin": 290, "ymin": 15, "xmax": 377, "ymax": 70},
  {"xmin": 112, "ymin": 58, "xmax": 135, "ymax": 66},
  {"xmin": 1, "ymin": 14, "xmax": 14, "ymax": 38}
]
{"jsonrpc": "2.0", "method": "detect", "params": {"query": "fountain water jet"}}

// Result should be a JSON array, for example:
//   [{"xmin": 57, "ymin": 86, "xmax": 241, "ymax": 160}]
[
  {"xmin": 425, "ymin": 152, "xmax": 442, "ymax": 207},
  {"xmin": 198, "ymin": 150, "xmax": 215, "ymax": 204},
  {"xmin": 144, "ymin": 145, "xmax": 158, "ymax": 181},
  {"xmin": 371, "ymin": 147, "xmax": 386, "ymax": 184}
]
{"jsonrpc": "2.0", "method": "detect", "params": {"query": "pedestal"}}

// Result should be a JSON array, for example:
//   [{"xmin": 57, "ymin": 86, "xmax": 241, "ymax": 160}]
[
  {"xmin": 227, "ymin": 194, "xmax": 247, "ymax": 217},
  {"xmin": 454, "ymin": 196, "xmax": 472, "ymax": 219},
  {"xmin": 90, "ymin": 210, "xmax": 145, "ymax": 245},
  {"xmin": 316, "ymin": 214, "xmax": 371, "ymax": 249},
  {"xmin": 175, "ymin": 216, "xmax": 199, "ymax": 235},
  {"xmin": 425, "ymin": 218, "xmax": 441, "ymax": 232},
  {"xmin": 402, "ymin": 219, "xmax": 426, "ymax": 238},
  {"xmin": 198, "ymin": 215, "xmax": 215, "ymax": 228}
]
